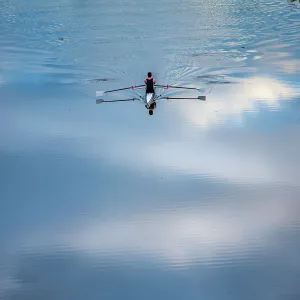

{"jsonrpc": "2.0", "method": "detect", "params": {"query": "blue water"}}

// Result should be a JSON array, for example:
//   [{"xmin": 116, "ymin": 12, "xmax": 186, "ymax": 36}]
[{"xmin": 1, "ymin": 0, "xmax": 300, "ymax": 299}]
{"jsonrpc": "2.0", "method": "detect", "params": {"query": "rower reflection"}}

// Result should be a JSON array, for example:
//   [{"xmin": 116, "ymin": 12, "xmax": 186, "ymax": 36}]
[{"xmin": 148, "ymin": 101, "xmax": 157, "ymax": 115}]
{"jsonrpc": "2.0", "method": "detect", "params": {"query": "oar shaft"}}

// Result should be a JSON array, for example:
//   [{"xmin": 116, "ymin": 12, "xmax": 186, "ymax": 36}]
[
  {"xmin": 103, "ymin": 99, "xmax": 137, "ymax": 102},
  {"xmin": 162, "ymin": 97, "xmax": 206, "ymax": 100},
  {"xmin": 162, "ymin": 97, "xmax": 198, "ymax": 99},
  {"xmin": 96, "ymin": 98, "xmax": 139, "ymax": 104},
  {"xmin": 156, "ymin": 85, "xmax": 199, "ymax": 90},
  {"xmin": 104, "ymin": 85, "xmax": 145, "ymax": 94}
]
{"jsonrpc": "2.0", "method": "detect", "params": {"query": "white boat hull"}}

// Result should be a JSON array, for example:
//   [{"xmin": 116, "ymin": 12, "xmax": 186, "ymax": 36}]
[
  {"xmin": 147, "ymin": 93, "xmax": 153, "ymax": 102},
  {"xmin": 145, "ymin": 88, "xmax": 155, "ymax": 109}
]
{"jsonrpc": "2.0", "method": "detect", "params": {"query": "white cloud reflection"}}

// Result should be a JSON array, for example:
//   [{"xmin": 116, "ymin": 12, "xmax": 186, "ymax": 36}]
[
  {"xmin": 28, "ymin": 193, "xmax": 299, "ymax": 268},
  {"xmin": 176, "ymin": 76, "xmax": 295, "ymax": 128},
  {"xmin": 1, "ymin": 75, "xmax": 300, "ymax": 186}
]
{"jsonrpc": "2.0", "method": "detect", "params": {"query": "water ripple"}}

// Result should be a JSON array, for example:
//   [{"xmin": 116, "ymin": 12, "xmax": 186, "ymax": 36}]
[{"xmin": 1, "ymin": 0, "xmax": 300, "ymax": 299}]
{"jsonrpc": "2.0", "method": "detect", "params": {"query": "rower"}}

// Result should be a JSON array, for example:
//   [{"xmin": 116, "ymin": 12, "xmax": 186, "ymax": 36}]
[
  {"xmin": 144, "ymin": 72, "xmax": 156, "ymax": 115},
  {"xmin": 144, "ymin": 72, "xmax": 156, "ymax": 93}
]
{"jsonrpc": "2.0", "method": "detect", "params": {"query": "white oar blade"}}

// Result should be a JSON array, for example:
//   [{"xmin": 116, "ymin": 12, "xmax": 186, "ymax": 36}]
[
  {"xmin": 96, "ymin": 99, "xmax": 104, "ymax": 104},
  {"xmin": 96, "ymin": 91, "xmax": 105, "ymax": 97},
  {"xmin": 198, "ymin": 96, "xmax": 206, "ymax": 101}
]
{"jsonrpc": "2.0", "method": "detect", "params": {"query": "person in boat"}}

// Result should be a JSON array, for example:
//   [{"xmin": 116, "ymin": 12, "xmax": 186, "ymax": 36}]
[
  {"xmin": 144, "ymin": 72, "xmax": 156, "ymax": 115},
  {"xmin": 144, "ymin": 72, "xmax": 156, "ymax": 93}
]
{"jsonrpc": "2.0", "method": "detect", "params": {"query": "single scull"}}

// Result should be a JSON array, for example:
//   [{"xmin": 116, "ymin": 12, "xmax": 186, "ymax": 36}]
[{"xmin": 96, "ymin": 83, "xmax": 206, "ymax": 115}]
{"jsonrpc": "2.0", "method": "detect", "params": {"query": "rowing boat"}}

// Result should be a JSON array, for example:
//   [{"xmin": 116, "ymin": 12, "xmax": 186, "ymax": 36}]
[{"xmin": 95, "ymin": 83, "xmax": 206, "ymax": 113}]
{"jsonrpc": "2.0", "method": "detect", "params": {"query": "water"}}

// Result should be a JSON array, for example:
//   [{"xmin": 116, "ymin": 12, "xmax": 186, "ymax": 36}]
[{"xmin": 1, "ymin": 0, "xmax": 300, "ymax": 299}]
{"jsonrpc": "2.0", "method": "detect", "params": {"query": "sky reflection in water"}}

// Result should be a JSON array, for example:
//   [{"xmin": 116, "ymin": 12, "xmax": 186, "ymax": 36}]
[{"xmin": 1, "ymin": 0, "xmax": 300, "ymax": 299}]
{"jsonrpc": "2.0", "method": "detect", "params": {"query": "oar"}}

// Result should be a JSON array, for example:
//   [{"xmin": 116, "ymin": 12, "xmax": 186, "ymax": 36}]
[
  {"xmin": 161, "ymin": 96, "xmax": 206, "ymax": 101},
  {"xmin": 155, "ymin": 85, "xmax": 204, "ymax": 92},
  {"xmin": 96, "ymin": 98, "xmax": 140, "ymax": 104},
  {"xmin": 96, "ymin": 85, "xmax": 145, "ymax": 97}
]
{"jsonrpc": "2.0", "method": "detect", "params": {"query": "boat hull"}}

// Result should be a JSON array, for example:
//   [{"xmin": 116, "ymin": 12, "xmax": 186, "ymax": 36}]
[{"xmin": 145, "ymin": 88, "xmax": 155, "ymax": 109}]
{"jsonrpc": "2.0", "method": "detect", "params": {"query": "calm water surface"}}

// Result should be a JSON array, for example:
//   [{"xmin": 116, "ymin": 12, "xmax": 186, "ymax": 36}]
[{"xmin": 1, "ymin": 0, "xmax": 300, "ymax": 299}]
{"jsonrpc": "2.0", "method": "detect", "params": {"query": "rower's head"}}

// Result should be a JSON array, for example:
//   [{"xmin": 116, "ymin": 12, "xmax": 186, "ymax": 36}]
[
  {"xmin": 149, "ymin": 109, "xmax": 153, "ymax": 115},
  {"xmin": 147, "ymin": 72, "xmax": 152, "ymax": 78}
]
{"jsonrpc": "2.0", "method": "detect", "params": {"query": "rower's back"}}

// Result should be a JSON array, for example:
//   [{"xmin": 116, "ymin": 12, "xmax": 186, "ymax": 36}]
[
  {"xmin": 146, "ymin": 78, "xmax": 154, "ymax": 93},
  {"xmin": 145, "ymin": 72, "xmax": 156, "ymax": 93}
]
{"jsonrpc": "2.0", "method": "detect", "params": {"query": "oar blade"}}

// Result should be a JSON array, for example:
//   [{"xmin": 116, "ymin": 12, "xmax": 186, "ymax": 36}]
[
  {"xmin": 96, "ymin": 99, "xmax": 104, "ymax": 104},
  {"xmin": 198, "ymin": 96, "xmax": 206, "ymax": 101},
  {"xmin": 96, "ymin": 91, "xmax": 105, "ymax": 97}
]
